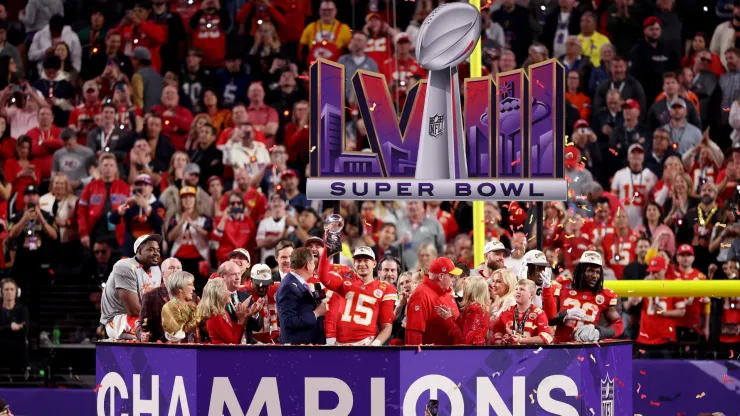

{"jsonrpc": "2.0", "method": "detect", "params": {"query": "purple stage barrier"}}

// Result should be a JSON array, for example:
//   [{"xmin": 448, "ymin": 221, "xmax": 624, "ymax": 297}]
[{"xmin": 94, "ymin": 342, "xmax": 631, "ymax": 415}]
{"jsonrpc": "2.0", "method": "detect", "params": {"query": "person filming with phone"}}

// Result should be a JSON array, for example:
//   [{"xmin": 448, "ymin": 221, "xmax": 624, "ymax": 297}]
[
  {"xmin": 109, "ymin": 174, "xmax": 164, "ymax": 258},
  {"xmin": 213, "ymin": 191, "xmax": 257, "ymax": 264},
  {"xmin": 7, "ymin": 184, "xmax": 58, "ymax": 286}
]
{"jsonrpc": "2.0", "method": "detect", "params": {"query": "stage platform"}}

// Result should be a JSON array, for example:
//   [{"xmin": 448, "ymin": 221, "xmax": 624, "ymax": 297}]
[
  {"xmin": 4, "ymin": 342, "xmax": 739, "ymax": 415},
  {"xmin": 94, "ymin": 341, "xmax": 631, "ymax": 415}
]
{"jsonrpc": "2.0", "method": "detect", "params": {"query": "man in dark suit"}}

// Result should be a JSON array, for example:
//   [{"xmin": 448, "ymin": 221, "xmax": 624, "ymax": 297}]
[
  {"xmin": 219, "ymin": 260, "xmax": 260, "ymax": 343},
  {"xmin": 272, "ymin": 239, "xmax": 295, "ymax": 283},
  {"xmin": 137, "ymin": 258, "xmax": 182, "ymax": 342},
  {"xmin": 276, "ymin": 247, "xmax": 327, "ymax": 344}
]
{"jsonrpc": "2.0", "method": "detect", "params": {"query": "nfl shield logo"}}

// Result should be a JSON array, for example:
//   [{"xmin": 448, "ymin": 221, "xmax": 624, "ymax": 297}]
[
  {"xmin": 601, "ymin": 373, "xmax": 615, "ymax": 416},
  {"xmin": 429, "ymin": 114, "xmax": 444, "ymax": 137}
]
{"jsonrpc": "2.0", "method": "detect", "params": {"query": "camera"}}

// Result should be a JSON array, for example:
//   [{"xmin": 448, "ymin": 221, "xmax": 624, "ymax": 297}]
[
  {"xmin": 229, "ymin": 206, "xmax": 243, "ymax": 215},
  {"xmin": 26, "ymin": 203, "xmax": 36, "ymax": 210},
  {"xmin": 11, "ymin": 84, "xmax": 26, "ymax": 94},
  {"xmin": 134, "ymin": 187, "xmax": 143, "ymax": 195}
]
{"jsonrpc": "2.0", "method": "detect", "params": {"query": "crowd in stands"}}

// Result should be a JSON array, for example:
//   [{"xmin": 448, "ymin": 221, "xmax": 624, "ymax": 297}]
[{"xmin": 1, "ymin": 0, "xmax": 740, "ymax": 375}]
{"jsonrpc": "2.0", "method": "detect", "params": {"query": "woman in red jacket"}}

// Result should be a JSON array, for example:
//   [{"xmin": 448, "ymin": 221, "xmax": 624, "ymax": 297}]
[
  {"xmin": 434, "ymin": 276, "xmax": 491, "ymax": 345},
  {"xmin": 198, "ymin": 277, "xmax": 250, "ymax": 344},
  {"xmin": 3, "ymin": 135, "xmax": 39, "ymax": 212}
]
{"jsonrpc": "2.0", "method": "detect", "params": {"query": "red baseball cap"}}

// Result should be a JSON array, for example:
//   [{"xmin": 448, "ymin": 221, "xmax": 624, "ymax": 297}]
[
  {"xmin": 623, "ymin": 99, "xmax": 641, "ymax": 111},
  {"xmin": 574, "ymin": 119, "xmax": 590, "ymax": 129},
  {"xmin": 646, "ymin": 256, "xmax": 668, "ymax": 272},
  {"xmin": 429, "ymin": 257, "xmax": 463, "ymax": 275},
  {"xmin": 644, "ymin": 16, "xmax": 661, "ymax": 29},
  {"xmin": 677, "ymin": 244, "xmax": 695, "ymax": 256}
]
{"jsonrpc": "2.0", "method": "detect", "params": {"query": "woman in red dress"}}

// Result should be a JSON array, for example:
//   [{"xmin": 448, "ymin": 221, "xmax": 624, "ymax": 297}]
[
  {"xmin": 434, "ymin": 276, "xmax": 491, "ymax": 345},
  {"xmin": 197, "ymin": 277, "xmax": 261, "ymax": 344}
]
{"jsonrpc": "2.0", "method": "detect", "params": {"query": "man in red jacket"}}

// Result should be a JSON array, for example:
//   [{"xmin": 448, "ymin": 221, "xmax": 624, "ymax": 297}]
[
  {"xmin": 26, "ymin": 106, "xmax": 63, "ymax": 182},
  {"xmin": 214, "ymin": 190, "xmax": 257, "ymax": 263},
  {"xmin": 150, "ymin": 85, "xmax": 193, "ymax": 150},
  {"xmin": 117, "ymin": 1, "xmax": 166, "ymax": 73},
  {"xmin": 77, "ymin": 153, "xmax": 131, "ymax": 249}
]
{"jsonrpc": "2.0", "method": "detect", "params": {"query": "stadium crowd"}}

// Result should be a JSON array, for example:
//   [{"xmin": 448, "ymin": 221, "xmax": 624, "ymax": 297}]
[{"xmin": 1, "ymin": 0, "xmax": 740, "ymax": 376}]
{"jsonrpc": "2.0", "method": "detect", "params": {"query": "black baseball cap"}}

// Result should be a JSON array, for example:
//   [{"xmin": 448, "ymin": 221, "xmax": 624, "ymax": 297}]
[{"xmin": 24, "ymin": 184, "xmax": 39, "ymax": 194}]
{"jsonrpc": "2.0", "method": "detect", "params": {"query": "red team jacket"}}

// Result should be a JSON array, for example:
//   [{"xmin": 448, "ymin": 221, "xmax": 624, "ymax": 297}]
[
  {"xmin": 77, "ymin": 179, "xmax": 130, "ymax": 246},
  {"xmin": 213, "ymin": 215, "xmax": 257, "ymax": 263},
  {"xmin": 116, "ymin": 21, "xmax": 166, "ymax": 73}
]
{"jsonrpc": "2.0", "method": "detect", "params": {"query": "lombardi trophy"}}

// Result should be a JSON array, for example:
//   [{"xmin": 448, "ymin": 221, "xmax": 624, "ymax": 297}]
[{"xmin": 414, "ymin": 3, "xmax": 481, "ymax": 180}]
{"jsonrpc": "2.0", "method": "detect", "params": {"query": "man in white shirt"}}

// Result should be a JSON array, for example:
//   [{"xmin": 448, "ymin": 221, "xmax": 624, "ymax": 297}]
[
  {"xmin": 503, "ymin": 232, "xmax": 527, "ymax": 274},
  {"xmin": 256, "ymin": 194, "xmax": 294, "ymax": 263},
  {"xmin": 611, "ymin": 144, "xmax": 658, "ymax": 228},
  {"xmin": 28, "ymin": 15, "xmax": 82, "ymax": 74}
]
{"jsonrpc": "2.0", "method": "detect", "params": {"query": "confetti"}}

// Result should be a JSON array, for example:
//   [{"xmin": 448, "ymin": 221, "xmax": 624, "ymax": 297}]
[
  {"xmin": 724, "ymin": 107, "xmax": 731, "ymax": 111},
  {"xmin": 93, "ymin": 384, "xmax": 103, "ymax": 392},
  {"xmin": 589, "ymin": 408, "xmax": 594, "ymax": 415},
  {"xmin": 268, "ymin": 145, "xmax": 277, "ymax": 152},
  {"xmin": 639, "ymin": 370, "xmax": 647, "ymax": 375},
  {"xmin": 640, "ymin": 394, "xmax": 646, "ymax": 400},
  {"xmin": 639, "ymin": 349, "xmax": 646, "ymax": 355},
  {"xmin": 649, "ymin": 401, "xmax": 660, "ymax": 407},
  {"xmin": 723, "ymin": 374, "xmax": 733, "ymax": 383},
  {"xmin": 453, "ymin": 382, "xmax": 461, "ymax": 390},
  {"xmin": 492, "ymin": 372, "xmax": 501, "ymax": 378},
  {"xmin": 730, "ymin": 350, "xmax": 735, "ymax": 359},
  {"xmin": 609, "ymin": 148, "xmax": 618, "ymax": 156},
  {"xmin": 536, "ymin": 80, "xmax": 545, "ymax": 89},
  {"xmin": 298, "ymin": 75, "xmax": 309, "ymax": 80},
  {"xmin": 577, "ymin": 356, "xmax": 585, "ymax": 362},
  {"xmin": 370, "ymin": 102, "xmax": 377, "ymax": 111},
  {"xmin": 533, "ymin": 347, "xmax": 543, "ymax": 354},
  {"xmin": 310, "ymin": 146, "xmax": 317, "ymax": 153},
  {"xmin": 696, "ymin": 392, "xmax": 706, "ymax": 399},
  {"xmin": 590, "ymin": 354, "xmax": 596, "ymax": 363},
  {"xmin": 529, "ymin": 394, "xmax": 535, "ymax": 404},
  {"xmin": 511, "ymin": 158, "xmax": 521, "ymax": 166},
  {"xmin": 637, "ymin": 383, "xmax": 641, "ymax": 393}
]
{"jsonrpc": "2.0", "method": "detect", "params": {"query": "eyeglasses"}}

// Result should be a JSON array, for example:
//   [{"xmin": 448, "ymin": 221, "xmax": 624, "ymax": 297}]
[
  {"xmin": 230, "ymin": 201, "xmax": 243, "ymax": 207},
  {"xmin": 700, "ymin": 57, "xmax": 711, "ymax": 63}
]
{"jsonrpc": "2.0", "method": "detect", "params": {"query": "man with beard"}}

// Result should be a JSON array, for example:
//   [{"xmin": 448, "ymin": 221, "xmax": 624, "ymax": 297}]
[
  {"xmin": 544, "ymin": 251, "xmax": 623, "ymax": 342},
  {"xmin": 247, "ymin": 264, "xmax": 279, "ymax": 344},
  {"xmin": 678, "ymin": 182, "xmax": 724, "ymax": 273},
  {"xmin": 600, "ymin": 208, "xmax": 640, "ymax": 279},
  {"xmin": 378, "ymin": 256, "xmax": 401, "ymax": 286},
  {"xmin": 100, "ymin": 234, "xmax": 163, "ymax": 340},
  {"xmin": 517, "ymin": 250, "xmax": 551, "ymax": 309},
  {"xmin": 629, "ymin": 17, "xmax": 680, "ymax": 102},
  {"xmin": 318, "ymin": 246, "xmax": 397, "ymax": 346},
  {"xmin": 484, "ymin": 240, "xmax": 510, "ymax": 273},
  {"xmin": 593, "ymin": 56, "xmax": 647, "ymax": 115}
]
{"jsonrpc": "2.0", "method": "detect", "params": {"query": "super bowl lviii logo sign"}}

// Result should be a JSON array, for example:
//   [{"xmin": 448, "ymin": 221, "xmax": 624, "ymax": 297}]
[{"xmin": 307, "ymin": 3, "xmax": 568, "ymax": 201}]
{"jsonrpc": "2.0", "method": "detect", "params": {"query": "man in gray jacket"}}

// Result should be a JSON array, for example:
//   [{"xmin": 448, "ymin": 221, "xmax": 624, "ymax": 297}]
[{"xmin": 131, "ymin": 47, "xmax": 163, "ymax": 112}]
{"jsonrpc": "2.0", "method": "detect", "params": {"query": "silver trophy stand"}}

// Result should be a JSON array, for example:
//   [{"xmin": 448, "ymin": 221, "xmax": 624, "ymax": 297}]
[{"xmin": 415, "ymin": 66, "xmax": 468, "ymax": 180}]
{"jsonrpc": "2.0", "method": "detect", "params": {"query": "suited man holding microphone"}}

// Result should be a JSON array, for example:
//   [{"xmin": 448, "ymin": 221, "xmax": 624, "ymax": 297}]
[{"xmin": 276, "ymin": 247, "xmax": 328, "ymax": 344}]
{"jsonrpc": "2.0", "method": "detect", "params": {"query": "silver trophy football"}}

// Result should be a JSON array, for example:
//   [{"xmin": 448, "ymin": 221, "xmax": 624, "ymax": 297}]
[
  {"xmin": 414, "ymin": 3, "xmax": 481, "ymax": 180},
  {"xmin": 323, "ymin": 214, "xmax": 344, "ymax": 258}
]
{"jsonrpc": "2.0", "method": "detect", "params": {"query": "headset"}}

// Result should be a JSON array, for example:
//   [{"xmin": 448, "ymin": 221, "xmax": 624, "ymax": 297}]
[{"xmin": 0, "ymin": 278, "xmax": 20, "ymax": 299}]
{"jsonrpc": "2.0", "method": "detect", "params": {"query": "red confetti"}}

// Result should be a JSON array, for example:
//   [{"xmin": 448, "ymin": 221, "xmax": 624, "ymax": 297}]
[
  {"xmin": 639, "ymin": 349, "xmax": 646, "ymax": 355},
  {"xmin": 576, "ymin": 393, "xmax": 585, "ymax": 400},
  {"xmin": 268, "ymin": 145, "xmax": 277, "ymax": 152},
  {"xmin": 481, "ymin": 0, "xmax": 492, "ymax": 10},
  {"xmin": 511, "ymin": 158, "xmax": 521, "ymax": 166},
  {"xmin": 298, "ymin": 75, "xmax": 309, "ymax": 80},
  {"xmin": 723, "ymin": 374, "xmax": 733, "ymax": 383},
  {"xmin": 640, "ymin": 394, "xmax": 647, "ymax": 400},
  {"xmin": 93, "ymin": 384, "xmax": 103, "ymax": 392},
  {"xmin": 577, "ymin": 356, "xmax": 585, "ymax": 361},
  {"xmin": 649, "ymin": 401, "xmax": 661, "ymax": 407},
  {"xmin": 637, "ymin": 383, "xmax": 641, "ymax": 393},
  {"xmin": 536, "ymin": 80, "xmax": 545, "ymax": 89},
  {"xmin": 417, "ymin": 345, "xmax": 422, "ymax": 353},
  {"xmin": 723, "ymin": 107, "xmax": 731, "ymax": 111},
  {"xmin": 730, "ymin": 350, "xmax": 734, "ymax": 359},
  {"xmin": 639, "ymin": 370, "xmax": 647, "ymax": 375},
  {"xmin": 609, "ymin": 148, "xmax": 618, "ymax": 156}
]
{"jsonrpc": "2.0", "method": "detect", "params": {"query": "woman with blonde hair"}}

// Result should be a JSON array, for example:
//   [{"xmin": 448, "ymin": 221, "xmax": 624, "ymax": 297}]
[
  {"xmin": 167, "ymin": 186, "xmax": 213, "ymax": 290},
  {"xmin": 39, "ymin": 173, "xmax": 79, "ymax": 264},
  {"xmin": 198, "ymin": 278, "xmax": 261, "ymax": 344},
  {"xmin": 663, "ymin": 171, "xmax": 698, "ymax": 228},
  {"xmin": 435, "ymin": 277, "xmax": 491, "ymax": 345},
  {"xmin": 161, "ymin": 271, "xmax": 199, "ymax": 343},
  {"xmin": 160, "ymin": 151, "xmax": 190, "ymax": 193},
  {"xmin": 186, "ymin": 113, "xmax": 212, "ymax": 150},
  {"xmin": 415, "ymin": 242, "xmax": 438, "ymax": 271},
  {"xmin": 248, "ymin": 22, "xmax": 281, "ymax": 84}
]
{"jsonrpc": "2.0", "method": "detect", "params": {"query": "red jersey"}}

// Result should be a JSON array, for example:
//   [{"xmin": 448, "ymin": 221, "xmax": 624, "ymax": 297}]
[
  {"xmin": 688, "ymin": 162, "xmax": 718, "ymax": 193},
  {"xmin": 192, "ymin": 11, "xmax": 226, "ymax": 67},
  {"xmin": 319, "ymin": 254, "xmax": 397, "ymax": 343},
  {"xmin": 219, "ymin": 188, "xmax": 267, "ymax": 226},
  {"xmin": 542, "ymin": 218, "xmax": 564, "ymax": 249},
  {"xmin": 716, "ymin": 168, "xmax": 738, "ymax": 201},
  {"xmin": 552, "ymin": 284, "xmax": 618, "ymax": 343},
  {"xmin": 720, "ymin": 296, "xmax": 740, "ymax": 344},
  {"xmin": 434, "ymin": 209, "xmax": 459, "ymax": 242},
  {"xmin": 380, "ymin": 57, "xmax": 425, "ymax": 108},
  {"xmin": 563, "ymin": 235, "xmax": 591, "ymax": 267},
  {"xmin": 68, "ymin": 102, "xmax": 102, "ymax": 145},
  {"xmin": 491, "ymin": 304, "xmax": 553, "ymax": 344},
  {"xmin": 149, "ymin": 105, "xmax": 194, "ymax": 151},
  {"xmin": 636, "ymin": 297, "xmax": 685, "ymax": 345},
  {"xmin": 235, "ymin": 1, "xmax": 287, "ymax": 37},
  {"xmin": 248, "ymin": 285, "xmax": 280, "ymax": 344},
  {"xmin": 600, "ymin": 231, "xmax": 639, "ymax": 279},
  {"xmin": 26, "ymin": 126, "xmax": 63, "ymax": 181},
  {"xmin": 580, "ymin": 218, "xmax": 614, "ymax": 243},
  {"xmin": 274, "ymin": 0, "xmax": 311, "ymax": 44},
  {"xmin": 668, "ymin": 267, "xmax": 708, "ymax": 331},
  {"xmin": 365, "ymin": 34, "xmax": 392, "ymax": 69}
]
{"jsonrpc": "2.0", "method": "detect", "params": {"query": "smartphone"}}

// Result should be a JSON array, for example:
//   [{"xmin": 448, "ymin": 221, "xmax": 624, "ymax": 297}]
[{"xmin": 426, "ymin": 399, "xmax": 438, "ymax": 416}]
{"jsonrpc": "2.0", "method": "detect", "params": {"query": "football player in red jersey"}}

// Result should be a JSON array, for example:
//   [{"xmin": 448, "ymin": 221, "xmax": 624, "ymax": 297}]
[
  {"xmin": 718, "ymin": 260, "xmax": 740, "ymax": 356},
  {"xmin": 580, "ymin": 196, "xmax": 614, "ymax": 243},
  {"xmin": 600, "ymin": 208, "xmax": 639, "ymax": 279},
  {"xmin": 491, "ymin": 279, "xmax": 553, "ymax": 345},
  {"xmin": 545, "ymin": 251, "xmax": 624, "ymax": 343},
  {"xmin": 626, "ymin": 256, "xmax": 686, "ymax": 354},
  {"xmin": 247, "ymin": 264, "xmax": 280, "ymax": 344},
  {"xmin": 304, "ymin": 236, "xmax": 343, "ymax": 345},
  {"xmin": 671, "ymin": 244, "xmax": 710, "ymax": 341},
  {"xmin": 318, "ymin": 246, "xmax": 397, "ymax": 345}
]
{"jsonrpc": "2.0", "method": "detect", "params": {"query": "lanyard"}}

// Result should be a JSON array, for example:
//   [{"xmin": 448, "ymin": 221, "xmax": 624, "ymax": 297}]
[
  {"xmin": 38, "ymin": 129, "xmax": 51, "ymax": 146},
  {"xmin": 100, "ymin": 127, "xmax": 114, "ymax": 151},
  {"xmin": 513, "ymin": 305, "xmax": 532, "ymax": 335},
  {"xmin": 630, "ymin": 170, "xmax": 643, "ymax": 200}
]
